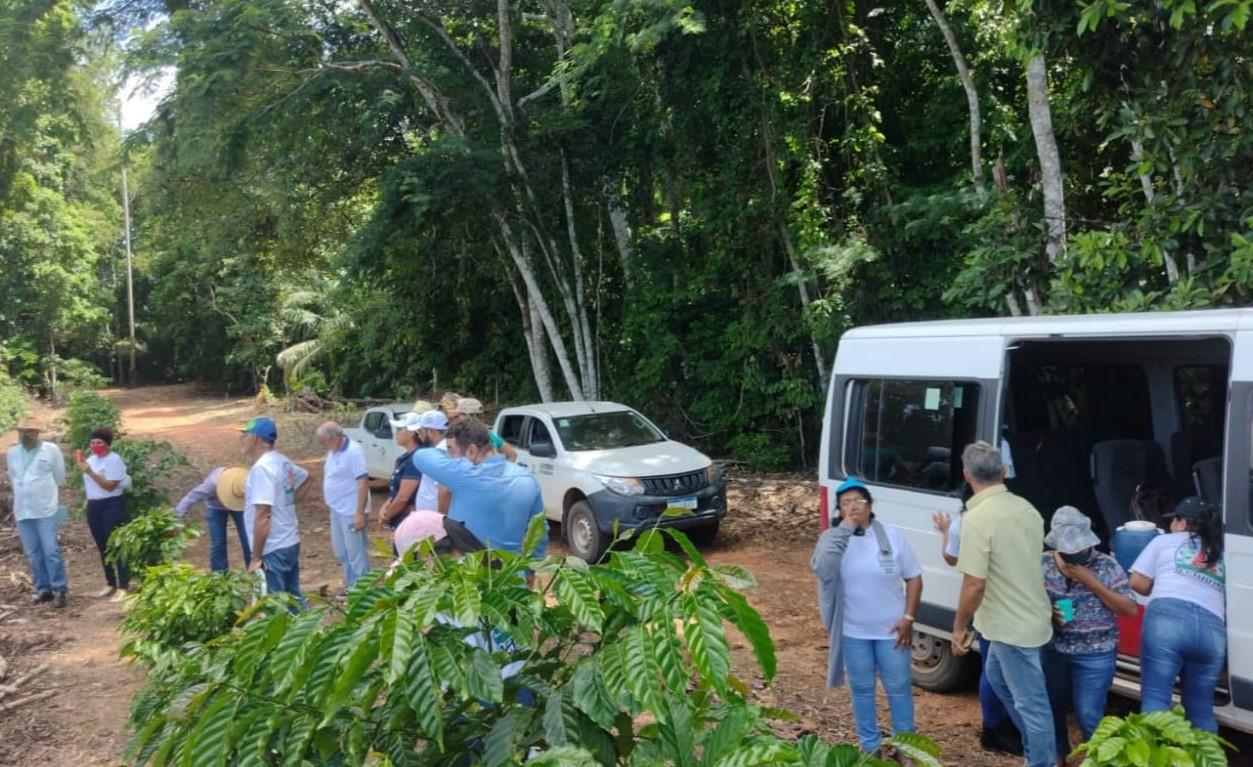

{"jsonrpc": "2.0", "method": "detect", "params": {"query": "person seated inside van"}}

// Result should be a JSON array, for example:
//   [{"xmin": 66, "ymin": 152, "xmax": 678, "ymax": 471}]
[{"xmin": 1040, "ymin": 506, "xmax": 1137, "ymax": 766}]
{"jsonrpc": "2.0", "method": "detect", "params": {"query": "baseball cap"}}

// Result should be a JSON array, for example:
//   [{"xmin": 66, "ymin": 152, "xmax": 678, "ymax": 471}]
[
  {"xmin": 1164, "ymin": 496, "xmax": 1215, "ymax": 521},
  {"xmin": 389, "ymin": 412, "xmax": 424, "ymax": 432},
  {"xmin": 835, "ymin": 477, "xmax": 870, "ymax": 498},
  {"xmin": 238, "ymin": 416, "xmax": 277, "ymax": 443},
  {"xmin": 455, "ymin": 397, "xmax": 484, "ymax": 415},
  {"xmin": 418, "ymin": 410, "xmax": 449, "ymax": 431},
  {"xmin": 1044, "ymin": 506, "xmax": 1101, "ymax": 554}
]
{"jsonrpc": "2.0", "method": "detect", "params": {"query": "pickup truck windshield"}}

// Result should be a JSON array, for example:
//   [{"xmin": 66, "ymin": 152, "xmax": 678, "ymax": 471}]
[{"xmin": 554, "ymin": 411, "xmax": 665, "ymax": 451}]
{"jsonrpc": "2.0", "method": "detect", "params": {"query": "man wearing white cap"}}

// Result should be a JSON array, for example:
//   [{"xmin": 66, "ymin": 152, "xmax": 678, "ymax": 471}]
[{"xmin": 6, "ymin": 418, "xmax": 68, "ymax": 607}]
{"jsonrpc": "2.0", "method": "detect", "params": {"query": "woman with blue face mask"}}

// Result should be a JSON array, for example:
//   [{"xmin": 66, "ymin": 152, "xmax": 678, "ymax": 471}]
[{"xmin": 1040, "ymin": 506, "xmax": 1138, "ymax": 766}]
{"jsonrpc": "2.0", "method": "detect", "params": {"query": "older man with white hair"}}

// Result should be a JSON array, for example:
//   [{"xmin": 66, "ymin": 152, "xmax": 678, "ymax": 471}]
[
  {"xmin": 951, "ymin": 440, "xmax": 1055, "ymax": 767},
  {"xmin": 316, "ymin": 421, "xmax": 371, "ymax": 589}
]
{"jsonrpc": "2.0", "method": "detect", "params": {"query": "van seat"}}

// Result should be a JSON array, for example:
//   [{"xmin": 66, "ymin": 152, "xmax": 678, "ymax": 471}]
[
  {"xmin": 1005, "ymin": 429, "xmax": 1101, "ymax": 535},
  {"xmin": 1193, "ymin": 457, "xmax": 1223, "ymax": 504},
  {"xmin": 1090, "ymin": 439, "xmax": 1173, "ymax": 536},
  {"xmin": 1171, "ymin": 430, "xmax": 1221, "ymax": 493}
]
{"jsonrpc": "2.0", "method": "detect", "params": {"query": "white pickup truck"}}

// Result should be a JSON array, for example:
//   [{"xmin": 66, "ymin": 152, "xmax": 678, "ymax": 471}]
[
  {"xmin": 494, "ymin": 401, "xmax": 726, "ymax": 561},
  {"xmin": 343, "ymin": 403, "xmax": 413, "ymax": 480}
]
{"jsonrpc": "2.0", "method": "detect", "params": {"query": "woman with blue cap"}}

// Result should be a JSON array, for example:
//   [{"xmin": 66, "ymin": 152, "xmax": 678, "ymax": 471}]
[{"xmin": 812, "ymin": 477, "xmax": 923, "ymax": 755}]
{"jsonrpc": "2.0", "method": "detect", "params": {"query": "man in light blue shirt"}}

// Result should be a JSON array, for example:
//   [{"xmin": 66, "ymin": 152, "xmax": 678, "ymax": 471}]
[
  {"xmin": 6, "ymin": 418, "xmax": 68, "ymax": 607},
  {"xmin": 411, "ymin": 418, "xmax": 546, "ymax": 557}
]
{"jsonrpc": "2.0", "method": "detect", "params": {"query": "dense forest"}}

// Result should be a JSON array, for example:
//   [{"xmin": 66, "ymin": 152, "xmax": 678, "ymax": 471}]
[{"xmin": 2, "ymin": 0, "xmax": 1251, "ymax": 468}]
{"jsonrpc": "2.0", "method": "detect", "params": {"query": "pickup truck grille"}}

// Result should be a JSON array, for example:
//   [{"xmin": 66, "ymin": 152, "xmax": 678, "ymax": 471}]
[{"xmin": 642, "ymin": 471, "xmax": 710, "ymax": 497}]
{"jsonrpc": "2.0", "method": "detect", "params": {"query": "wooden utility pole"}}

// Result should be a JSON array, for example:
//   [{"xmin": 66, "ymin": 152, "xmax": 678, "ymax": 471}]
[{"xmin": 117, "ymin": 101, "xmax": 137, "ymax": 382}]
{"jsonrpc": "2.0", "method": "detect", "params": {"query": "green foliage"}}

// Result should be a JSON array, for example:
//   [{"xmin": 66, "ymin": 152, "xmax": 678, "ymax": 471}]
[
  {"xmin": 123, "ymin": 521, "xmax": 941, "ymax": 765},
  {"xmin": 118, "ymin": 563, "xmax": 256, "ymax": 666},
  {"xmin": 110, "ymin": 439, "xmax": 188, "ymax": 513},
  {"xmin": 63, "ymin": 389, "xmax": 121, "ymax": 448},
  {"xmin": 106, "ymin": 509, "xmax": 200, "ymax": 573},
  {"xmin": 1072, "ymin": 708, "xmax": 1232, "ymax": 767}
]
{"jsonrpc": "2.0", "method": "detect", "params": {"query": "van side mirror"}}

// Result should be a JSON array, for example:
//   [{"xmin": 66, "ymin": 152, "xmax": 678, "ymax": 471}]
[
  {"xmin": 374, "ymin": 426, "xmax": 393, "ymax": 439},
  {"xmin": 529, "ymin": 440, "xmax": 557, "ymax": 459}
]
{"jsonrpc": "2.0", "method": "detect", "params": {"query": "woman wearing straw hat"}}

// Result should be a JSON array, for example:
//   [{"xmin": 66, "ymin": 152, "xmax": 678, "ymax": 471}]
[
  {"xmin": 1040, "ymin": 506, "xmax": 1137, "ymax": 766},
  {"xmin": 174, "ymin": 466, "xmax": 251, "ymax": 571}
]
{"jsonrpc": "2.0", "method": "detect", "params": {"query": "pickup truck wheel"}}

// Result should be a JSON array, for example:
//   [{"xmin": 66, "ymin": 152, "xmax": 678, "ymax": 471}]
[
  {"xmin": 685, "ymin": 522, "xmax": 719, "ymax": 546},
  {"xmin": 565, "ymin": 501, "xmax": 608, "ymax": 563},
  {"xmin": 910, "ymin": 629, "xmax": 976, "ymax": 692}
]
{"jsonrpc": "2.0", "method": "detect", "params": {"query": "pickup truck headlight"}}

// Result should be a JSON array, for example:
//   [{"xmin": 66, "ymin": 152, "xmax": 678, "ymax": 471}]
[
  {"xmin": 705, "ymin": 463, "xmax": 721, "ymax": 485},
  {"xmin": 596, "ymin": 475, "xmax": 645, "ymax": 496}
]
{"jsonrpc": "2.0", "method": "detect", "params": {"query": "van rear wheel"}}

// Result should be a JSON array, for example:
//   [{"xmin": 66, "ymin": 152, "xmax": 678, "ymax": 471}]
[{"xmin": 910, "ymin": 630, "xmax": 975, "ymax": 692}]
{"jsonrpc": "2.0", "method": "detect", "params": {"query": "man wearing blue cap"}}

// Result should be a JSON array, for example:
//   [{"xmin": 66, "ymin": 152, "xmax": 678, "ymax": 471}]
[{"xmin": 238, "ymin": 416, "xmax": 310, "ymax": 606}]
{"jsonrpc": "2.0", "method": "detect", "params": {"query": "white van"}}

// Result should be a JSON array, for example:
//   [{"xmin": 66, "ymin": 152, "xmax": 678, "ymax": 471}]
[{"xmin": 819, "ymin": 309, "xmax": 1253, "ymax": 733}]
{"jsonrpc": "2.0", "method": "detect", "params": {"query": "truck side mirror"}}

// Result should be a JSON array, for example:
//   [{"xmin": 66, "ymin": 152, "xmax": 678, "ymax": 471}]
[{"xmin": 529, "ymin": 440, "xmax": 556, "ymax": 459}]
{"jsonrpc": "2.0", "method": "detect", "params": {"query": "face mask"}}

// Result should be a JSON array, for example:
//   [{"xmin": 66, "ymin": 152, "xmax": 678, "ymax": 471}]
[
  {"xmin": 90, "ymin": 443, "xmax": 109, "ymax": 457},
  {"xmin": 1060, "ymin": 549, "xmax": 1093, "ymax": 565}
]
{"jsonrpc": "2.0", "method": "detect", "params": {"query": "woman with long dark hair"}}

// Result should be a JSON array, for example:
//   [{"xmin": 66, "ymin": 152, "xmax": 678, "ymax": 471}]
[
  {"xmin": 1130, "ymin": 496, "xmax": 1226, "ymax": 731},
  {"xmin": 75, "ymin": 427, "xmax": 131, "ymax": 602}
]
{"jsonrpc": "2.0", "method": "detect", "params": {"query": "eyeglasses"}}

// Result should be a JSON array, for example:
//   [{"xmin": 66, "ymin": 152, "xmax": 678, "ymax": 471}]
[{"xmin": 839, "ymin": 498, "xmax": 870, "ymax": 509}]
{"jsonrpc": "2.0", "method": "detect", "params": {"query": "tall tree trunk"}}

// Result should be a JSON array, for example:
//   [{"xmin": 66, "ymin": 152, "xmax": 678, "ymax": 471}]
[
  {"xmin": 505, "ymin": 259, "xmax": 555, "ymax": 401},
  {"xmin": 1025, "ymin": 55, "xmax": 1066, "ymax": 263},
  {"xmin": 603, "ymin": 177, "xmax": 634, "ymax": 289},
  {"xmin": 1129, "ymin": 136, "xmax": 1180, "ymax": 284},
  {"xmin": 560, "ymin": 150, "xmax": 598, "ymax": 398},
  {"xmin": 923, "ymin": 0, "xmax": 983, "ymax": 191}
]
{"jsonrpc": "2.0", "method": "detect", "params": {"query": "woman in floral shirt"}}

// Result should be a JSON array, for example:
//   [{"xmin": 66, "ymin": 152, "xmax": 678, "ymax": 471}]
[{"xmin": 1040, "ymin": 507, "xmax": 1138, "ymax": 766}]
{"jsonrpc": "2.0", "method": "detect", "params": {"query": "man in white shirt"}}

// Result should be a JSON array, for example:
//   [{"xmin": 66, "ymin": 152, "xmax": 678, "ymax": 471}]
[
  {"xmin": 6, "ymin": 419, "xmax": 68, "ymax": 607},
  {"xmin": 316, "ymin": 421, "xmax": 371, "ymax": 589},
  {"xmin": 237, "ymin": 416, "xmax": 310, "ymax": 607}
]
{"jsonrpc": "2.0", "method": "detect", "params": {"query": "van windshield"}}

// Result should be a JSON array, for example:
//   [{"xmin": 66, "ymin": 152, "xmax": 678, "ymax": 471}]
[{"xmin": 554, "ymin": 411, "xmax": 665, "ymax": 451}]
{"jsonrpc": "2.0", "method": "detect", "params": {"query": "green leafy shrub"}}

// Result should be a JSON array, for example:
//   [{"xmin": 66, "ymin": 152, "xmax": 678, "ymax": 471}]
[
  {"xmin": 106, "ymin": 509, "xmax": 200, "ymax": 574},
  {"xmin": 1074, "ymin": 708, "xmax": 1232, "ymax": 767},
  {"xmin": 119, "ymin": 563, "xmax": 256, "ymax": 665},
  {"xmin": 109, "ymin": 439, "xmax": 187, "ymax": 513},
  {"xmin": 125, "ymin": 521, "xmax": 941, "ymax": 766},
  {"xmin": 0, "ymin": 381, "xmax": 26, "ymax": 433},
  {"xmin": 63, "ymin": 389, "xmax": 122, "ymax": 448}
]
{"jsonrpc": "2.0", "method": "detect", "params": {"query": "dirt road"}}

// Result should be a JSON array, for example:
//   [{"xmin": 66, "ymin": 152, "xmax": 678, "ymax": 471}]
[{"xmin": 0, "ymin": 384, "xmax": 1017, "ymax": 766}]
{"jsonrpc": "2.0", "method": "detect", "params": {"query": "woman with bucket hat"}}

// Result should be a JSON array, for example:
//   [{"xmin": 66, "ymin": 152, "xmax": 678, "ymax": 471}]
[
  {"xmin": 812, "ymin": 477, "xmax": 923, "ymax": 756},
  {"xmin": 1130, "ymin": 496, "xmax": 1227, "ymax": 732},
  {"xmin": 1040, "ymin": 506, "xmax": 1137, "ymax": 765}
]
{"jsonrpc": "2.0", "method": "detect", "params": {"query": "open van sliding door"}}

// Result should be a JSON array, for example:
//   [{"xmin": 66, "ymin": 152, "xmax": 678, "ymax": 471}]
[
  {"xmin": 824, "ymin": 333, "xmax": 1005, "ymax": 691},
  {"xmin": 1222, "ymin": 332, "xmax": 1253, "ymax": 732}
]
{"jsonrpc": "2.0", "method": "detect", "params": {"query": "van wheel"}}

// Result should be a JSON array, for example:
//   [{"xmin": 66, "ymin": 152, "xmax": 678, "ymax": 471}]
[
  {"xmin": 686, "ymin": 522, "xmax": 719, "ymax": 546},
  {"xmin": 565, "ymin": 502, "xmax": 608, "ymax": 563},
  {"xmin": 910, "ymin": 630, "xmax": 975, "ymax": 692}
]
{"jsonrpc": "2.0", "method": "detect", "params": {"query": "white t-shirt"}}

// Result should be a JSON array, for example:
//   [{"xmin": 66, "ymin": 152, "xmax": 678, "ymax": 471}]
[
  {"xmin": 945, "ymin": 515, "xmax": 962, "ymax": 560},
  {"xmin": 414, "ymin": 438, "xmax": 446, "ymax": 511},
  {"xmin": 244, "ymin": 450, "xmax": 309, "ymax": 555},
  {"xmin": 85, "ymin": 451, "xmax": 128, "ymax": 500},
  {"xmin": 1131, "ymin": 531, "xmax": 1226, "ymax": 621},
  {"xmin": 840, "ymin": 524, "xmax": 923, "ymax": 640},
  {"xmin": 323, "ymin": 439, "xmax": 368, "ymax": 517}
]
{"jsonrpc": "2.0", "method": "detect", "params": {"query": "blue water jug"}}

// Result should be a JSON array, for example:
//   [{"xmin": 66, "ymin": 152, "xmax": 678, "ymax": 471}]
[{"xmin": 1112, "ymin": 520, "xmax": 1161, "ymax": 572}]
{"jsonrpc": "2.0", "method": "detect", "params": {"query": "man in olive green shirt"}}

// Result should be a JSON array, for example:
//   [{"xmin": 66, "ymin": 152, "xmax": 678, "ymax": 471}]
[{"xmin": 952, "ymin": 441, "xmax": 1055, "ymax": 767}]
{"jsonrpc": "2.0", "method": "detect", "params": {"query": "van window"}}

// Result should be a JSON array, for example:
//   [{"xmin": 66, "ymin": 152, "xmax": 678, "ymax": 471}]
[
  {"xmin": 364, "ymin": 411, "xmax": 385, "ymax": 433},
  {"xmin": 1009, "ymin": 363, "xmax": 1151, "ymax": 438},
  {"xmin": 845, "ymin": 380, "xmax": 981, "ymax": 493},
  {"xmin": 1176, "ymin": 365, "xmax": 1227, "ymax": 433}
]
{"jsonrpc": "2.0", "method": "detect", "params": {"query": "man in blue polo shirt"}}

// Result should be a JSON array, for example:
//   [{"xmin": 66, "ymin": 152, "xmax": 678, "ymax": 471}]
[{"xmin": 411, "ymin": 418, "xmax": 546, "ymax": 557}]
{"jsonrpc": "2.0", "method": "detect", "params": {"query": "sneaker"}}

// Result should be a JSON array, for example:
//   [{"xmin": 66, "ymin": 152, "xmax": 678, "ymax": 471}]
[
  {"xmin": 53, "ymin": 591, "xmax": 67, "ymax": 609},
  {"xmin": 109, "ymin": 588, "xmax": 129, "ymax": 603},
  {"xmin": 94, "ymin": 586, "xmax": 117, "ymax": 598},
  {"xmin": 981, "ymin": 722, "xmax": 1024, "ymax": 757},
  {"xmin": 32, "ymin": 591, "xmax": 53, "ymax": 605}
]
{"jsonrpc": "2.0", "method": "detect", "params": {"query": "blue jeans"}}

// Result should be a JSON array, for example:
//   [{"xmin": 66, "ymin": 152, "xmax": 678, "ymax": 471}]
[
  {"xmin": 262, "ymin": 543, "xmax": 305, "ymax": 609},
  {"xmin": 978, "ymin": 635, "xmax": 1011, "ymax": 729},
  {"xmin": 1140, "ymin": 597, "xmax": 1227, "ymax": 732},
  {"xmin": 204, "ymin": 506, "xmax": 251, "ymax": 572},
  {"xmin": 1044, "ymin": 647, "xmax": 1116, "ymax": 758},
  {"xmin": 984, "ymin": 641, "xmax": 1056, "ymax": 767},
  {"xmin": 17, "ymin": 516, "xmax": 67, "ymax": 594},
  {"xmin": 843, "ymin": 637, "xmax": 915, "ymax": 751},
  {"xmin": 329, "ymin": 513, "xmax": 370, "ymax": 588}
]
